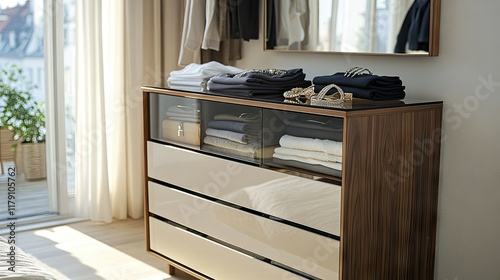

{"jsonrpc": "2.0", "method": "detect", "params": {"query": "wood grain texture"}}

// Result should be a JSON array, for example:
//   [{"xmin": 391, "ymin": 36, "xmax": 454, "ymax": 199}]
[
  {"xmin": 342, "ymin": 106, "xmax": 442, "ymax": 280},
  {"xmin": 429, "ymin": 0, "xmax": 441, "ymax": 56}
]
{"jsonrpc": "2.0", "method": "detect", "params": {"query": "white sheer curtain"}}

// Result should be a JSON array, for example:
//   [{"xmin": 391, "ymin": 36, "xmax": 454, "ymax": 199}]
[{"xmin": 75, "ymin": 0, "xmax": 149, "ymax": 222}]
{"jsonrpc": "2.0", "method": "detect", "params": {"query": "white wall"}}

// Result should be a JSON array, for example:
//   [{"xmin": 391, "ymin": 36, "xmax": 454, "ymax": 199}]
[{"xmin": 234, "ymin": 0, "xmax": 500, "ymax": 279}]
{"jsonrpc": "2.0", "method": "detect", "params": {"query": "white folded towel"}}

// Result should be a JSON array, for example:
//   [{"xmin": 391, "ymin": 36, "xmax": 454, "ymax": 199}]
[
  {"xmin": 167, "ymin": 78, "xmax": 207, "ymax": 88},
  {"xmin": 279, "ymin": 134, "xmax": 342, "ymax": 156},
  {"xmin": 274, "ymin": 147, "xmax": 342, "ymax": 163},
  {"xmin": 169, "ymin": 61, "xmax": 243, "ymax": 79},
  {"xmin": 167, "ymin": 62, "xmax": 243, "ymax": 88}
]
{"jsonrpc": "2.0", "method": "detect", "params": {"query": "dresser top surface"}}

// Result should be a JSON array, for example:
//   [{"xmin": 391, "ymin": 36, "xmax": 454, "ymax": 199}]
[{"xmin": 142, "ymin": 85, "xmax": 443, "ymax": 113}]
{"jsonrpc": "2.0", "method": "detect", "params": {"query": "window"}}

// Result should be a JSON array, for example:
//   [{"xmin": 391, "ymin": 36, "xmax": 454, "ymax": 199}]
[{"xmin": 0, "ymin": 0, "xmax": 76, "ymax": 225}]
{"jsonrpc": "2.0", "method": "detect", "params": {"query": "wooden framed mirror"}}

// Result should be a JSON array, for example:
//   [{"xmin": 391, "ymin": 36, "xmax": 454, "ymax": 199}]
[{"xmin": 264, "ymin": 0, "xmax": 440, "ymax": 56}]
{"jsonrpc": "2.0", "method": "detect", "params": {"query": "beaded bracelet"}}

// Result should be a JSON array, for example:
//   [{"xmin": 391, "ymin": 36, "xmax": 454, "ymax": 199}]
[{"xmin": 344, "ymin": 66, "xmax": 372, "ymax": 77}]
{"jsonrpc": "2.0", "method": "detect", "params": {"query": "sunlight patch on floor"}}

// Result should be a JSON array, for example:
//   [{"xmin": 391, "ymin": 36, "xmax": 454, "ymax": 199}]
[{"xmin": 31, "ymin": 225, "xmax": 172, "ymax": 280}]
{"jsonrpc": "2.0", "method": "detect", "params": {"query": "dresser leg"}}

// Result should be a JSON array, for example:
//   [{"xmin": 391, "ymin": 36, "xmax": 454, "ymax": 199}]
[{"xmin": 168, "ymin": 265, "xmax": 176, "ymax": 275}]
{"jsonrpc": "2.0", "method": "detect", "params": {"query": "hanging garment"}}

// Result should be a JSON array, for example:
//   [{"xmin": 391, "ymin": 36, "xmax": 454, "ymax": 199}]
[
  {"xmin": 266, "ymin": 0, "xmax": 278, "ymax": 49},
  {"xmin": 202, "ymin": 0, "xmax": 221, "ymax": 50},
  {"xmin": 228, "ymin": 0, "xmax": 259, "ymax": 40},
  {"xmin": 201, "ymin": 0, "xmax": 242, "ymax": 65},
  {"xmin": 178, "ymin": 0, "xmax": 206, "ymax": 65},
  {"xmin": 394, "ymin": 0, "xmax": 430, "ymax": 53}
]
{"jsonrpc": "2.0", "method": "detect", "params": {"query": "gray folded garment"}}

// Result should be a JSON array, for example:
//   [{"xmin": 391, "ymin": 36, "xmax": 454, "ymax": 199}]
[
  {"xmin": 213, "ymin": 112, "xmax": 261, "ymax": 123},
  {"xmin": 207, "ymin": 69, "xmax": 311, "ymax": 97},
  {"xmin": 206, "ymin": 128, "xmax": 253, "ymax": 144},
  {"xmin": 272, "ymin": 157, "xmax": 342, "ymax": 178},
  {"xmin": 166, "ymin": 105, "xmax": 200, "ymax": 115},
  {"xmin": 203, "ymin": 144, "xmax": 259, "ymax": 161},
  {"xmin": 203, "ymin": 136, "xmax": 260, "ymax": 156},
  {"xmin": 207, "ymin": 120, "xmax": 259, "ymax": 134},
  {"xmin": 280, "ymin": 115, "xmax": 343, "ymax": 141},
  {"xmin": 167, "ymin": 116, "xmax": 201, "ymax": 123},
  {"xmin": 272, "ymin": 152, "xmax": 342, "ymax": 171},
  {"xmin": 283, "ymin": 127, "xmax": 342, "ymax": 142},
  {"xmin": 166, "ymin": 105, "xmax": 200, "ymax": 122},
  {"xmin": 208, "ymin": 71, "xmax": 307, "ymax": 86}
]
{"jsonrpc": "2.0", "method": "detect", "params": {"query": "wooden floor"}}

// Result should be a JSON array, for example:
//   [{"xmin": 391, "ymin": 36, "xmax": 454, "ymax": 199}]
[
  {"xmin": 0, "ymin": 161, "xmax": 51, "ymax": 220},
  {"xmin": 7, "ymin": 218, "xmax": 197, "ymax": 280},
  {"xmin": 0, "ymin": 157, "xmax": 75, "ymax": 221}
]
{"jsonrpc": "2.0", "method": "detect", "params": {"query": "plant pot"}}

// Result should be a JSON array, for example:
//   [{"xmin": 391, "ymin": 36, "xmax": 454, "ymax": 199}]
[
  {"xmin": 0, "ymin": 128, "xmax": 21, "ymax": 174},
  {"xmin": 22, "ymin": 142, "xmax": 46, "ymax": 180}
]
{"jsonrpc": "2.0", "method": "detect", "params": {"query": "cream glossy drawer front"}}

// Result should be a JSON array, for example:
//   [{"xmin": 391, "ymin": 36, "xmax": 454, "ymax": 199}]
[
  {"xmin": 149, "ymin": 217, "xmax": 308, "ymax": 280},
  {"xmin": 149, "ymin": 182, "xmax": 339, "ymax": 280},
  {"xmin": 147, "ymin": 141, "xmax": 341, "ymax": 236}
]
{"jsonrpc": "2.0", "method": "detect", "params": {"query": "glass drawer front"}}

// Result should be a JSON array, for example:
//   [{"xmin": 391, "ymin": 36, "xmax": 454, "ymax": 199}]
[
  {"xmin": 263, "ymin": 110, "xmax": 344, "ymax": 179},
  {"xmin": 149, "ymin": 93, "xmax": 201, "ymax": 148},
  {"xmin": 200, "ymin": 100, "xmax": 263, "ymax": 165}
]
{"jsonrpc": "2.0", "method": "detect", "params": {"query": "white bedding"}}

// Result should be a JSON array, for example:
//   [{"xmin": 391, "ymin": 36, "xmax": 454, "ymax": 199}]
[{"xmin": 0, "ymin": 236, "xmax": 56, "ymax": 280}]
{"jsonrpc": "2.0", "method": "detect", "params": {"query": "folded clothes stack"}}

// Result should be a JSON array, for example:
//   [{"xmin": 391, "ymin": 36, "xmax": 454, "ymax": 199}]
[
  {"xmin": 203, "ymin": 112, "xmax": 262, "ymax": 159},
  {"xmin": 207, "ymin": 68, "xmax": 311, "ymax": 98},
  {"xmin": 167, "ymin": 61, "xmax": 243, "ymax": 90},
  {"xmin": 282, "ymin": 115, "xmax": 343, "ymax": 142},
  {"xmin": 312, "ymin": 72, "xmax": 406, "ymax": 100},
  {"xmin": 165, "ymin": 105, "xmax": 200, "ymax": 123},
  {"xmin": 273, "ymin": 134, "xmax": 342, "ymax": 177}
]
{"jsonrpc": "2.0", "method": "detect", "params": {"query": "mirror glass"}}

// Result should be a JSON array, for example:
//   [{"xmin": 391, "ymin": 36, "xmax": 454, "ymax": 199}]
[{"xmin": 264, "ymin": 0, "xmax": 440, "ymax": 56}]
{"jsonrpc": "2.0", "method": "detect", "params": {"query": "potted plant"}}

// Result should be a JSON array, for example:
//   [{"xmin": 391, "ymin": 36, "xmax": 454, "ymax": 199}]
[{"xmin": 0, "ymin": 64, "xmax": 46, "ymax": 180}]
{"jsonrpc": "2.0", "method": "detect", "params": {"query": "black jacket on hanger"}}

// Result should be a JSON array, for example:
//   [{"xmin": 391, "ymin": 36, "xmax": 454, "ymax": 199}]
[
  {"xmin": 228, "ymin": 0, "xmax": 259, "ymax": 41},
  {"xmin": 394, "ymin": 0, "xmax": 430, "ymax": 53}
]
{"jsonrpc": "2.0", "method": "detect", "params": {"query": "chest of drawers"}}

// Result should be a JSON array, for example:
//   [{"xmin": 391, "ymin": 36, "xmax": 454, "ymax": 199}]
[{"xmin": 142, "ymin": 86, "xmax": 443, "ymax": 280}]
